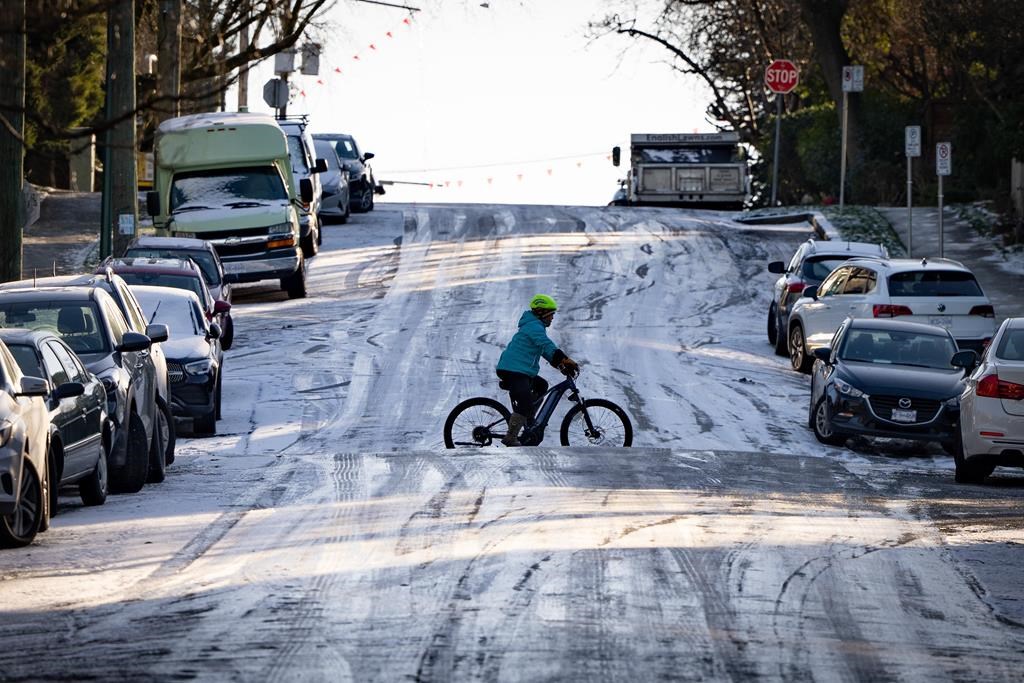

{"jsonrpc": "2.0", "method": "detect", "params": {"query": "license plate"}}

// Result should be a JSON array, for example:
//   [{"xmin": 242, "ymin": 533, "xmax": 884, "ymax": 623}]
[
  {"xmin": 928, "ymin": 315, "xmax": 952, "ymax": 329},
  {"xmin": 891, "ymin": 408, "xmax": 917, "ymax": 423}
]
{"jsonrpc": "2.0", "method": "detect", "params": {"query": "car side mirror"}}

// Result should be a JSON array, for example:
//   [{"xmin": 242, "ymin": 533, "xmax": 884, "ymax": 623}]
[
  {"xmin": 52, "ymin": 381, "xmax": 85, "ymax": 400},
  {"xmin": 314, "ymin": 158, "xmax": 328, "ymax": 174},
  {"xmin": 207, "ymin": 322, "xmax": 222, "ymax": 340},
  {"xmin": 299, "ymin": 178, "xmax": 314, "ymax": 203},
  {"xmin": 768, "ymin": 261, "xmax": 785, "ymax": 274},
  {"xmin": 116, "ymin": 331, "xmax": 152, "ymax": 353},
  {"xmin": 809, "ymin": 285, "xmax": 821, "ymax": 300},
  {"xmin": 213, "ymin": 300, "xmax": 232, "ymax": 314},
  {"xmin": 145, "ymin": 323, "xmax": 169, "ymax": 343},
  {"xmin": 812, "ymin": 347, "xmax": 831, "ymax": 363},
  {"xmin": 362, "ymin": 152, "xmax": 375, "ymax": 161},
  {"xmin": 18, "ymin": 376, "xmax": 51, "ymax": 397},
  {"xmin": 146, "ymin": 191, "xmax": 160, "ymax": 217},
  {"xmin": 951, "ymin": 349, "xmax": 978, "ymax": 372}
]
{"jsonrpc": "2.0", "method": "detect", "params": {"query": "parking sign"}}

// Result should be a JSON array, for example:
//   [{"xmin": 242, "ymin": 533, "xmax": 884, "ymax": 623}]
[
  {"xmin": 905, "ymin": 126, "xmax": 921, "ymax": 158},
  {"xmin": 936, "ymin": 142, "xmax": 952, "ymax": 176}
]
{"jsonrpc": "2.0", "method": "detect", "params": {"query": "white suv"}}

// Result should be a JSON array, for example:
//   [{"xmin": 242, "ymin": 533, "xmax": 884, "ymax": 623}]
[{"xmin": 787, "ymin": 256, "xmax": 996, "ymax": 372}]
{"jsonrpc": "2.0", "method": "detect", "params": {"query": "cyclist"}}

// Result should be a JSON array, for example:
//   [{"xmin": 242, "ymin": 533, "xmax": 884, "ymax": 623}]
[{"xmin": 496, "ymin": 293, "xmax": 579, "ymax": 446}]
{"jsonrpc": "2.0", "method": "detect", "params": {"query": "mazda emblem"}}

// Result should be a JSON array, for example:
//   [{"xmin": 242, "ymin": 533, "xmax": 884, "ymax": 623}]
[
  {"xmin": 937, "ymin": 303, "xmax": 946, "ymax": 312},
  {"xmin": 899, "ymin": 398, "xmax": 912, "ymax": 409}
]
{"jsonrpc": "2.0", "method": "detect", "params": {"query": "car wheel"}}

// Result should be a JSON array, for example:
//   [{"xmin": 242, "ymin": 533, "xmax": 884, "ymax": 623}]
[
  {"xmin": 215, "ymin": 372, "xmax": 223, "ymax": 420},
  {"xmin": 109, "ymin": 411, "xmax": 149, "ymax": 494},
  {"xmin": 79, "ymin": 440, "xmax": 109, "ymax": 507},
  {"xmin": 813, "ymin": 397, "xmax": 847, "ymax": 446},
  {"xmin": 221, "ymin": 315, "xmax": 234, "ymax": 351},
  {"xmin": 194, "ymin": 408, "xmax": 216, "ymax": 436},
  {"xmin": 340, "ymin": 200, "xmax": 350, "ymax": 224},
  {"xmin": 147, "ymin": 399, "xmax": 171, "ymax": 483},
  {"xmin": 317, "ymin": 222, "xmax": 323, "ymax": 246},
  {"xmin": 789, "ymin": 323, "xmax": 812, "ymax": 373},
  {"xmin": 283, "ymin": 261, "xmax": 307, "ymax": 299},
  {"xmin": 767, "ymin": 304, "xmax": 778, "ymax": 346},
  {"xmin": 301, "ymin": 225, "xmax": 319, "ymax": 258},
  {"xmin": 357, "ymin": 187, "xmax": 373, "ymax": 212},
  {"xmin": 0, "ymin": 456, "xmax": 46, "ymax": 548}
]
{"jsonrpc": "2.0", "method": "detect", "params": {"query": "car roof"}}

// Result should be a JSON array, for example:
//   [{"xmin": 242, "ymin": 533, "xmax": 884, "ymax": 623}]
[
  {"xmin": 105, "ymin": 257, "xmax": 201, "ymax": 276},
  {"xmin": 312, "ymin": 133, "xmax": 354, "ymax": 141},
  {"xmin": 837, "ymin": 256, "xmax": 970, "ymax": 273},
  {"xmin": 1004, "ymin": 317, "xmax": 1024, "ymax": 330},
  {"xmin": 129, "ymin": 284, "xmax": 202, "ymax": 305},
  {"xmin": 801, "ymin": 239, "xmax": 887, "ymax": 258},
  {"xmin": 0, "ymin": 285, "xmax": 102, "ymax": 302},
  {"xmin": 847, "ymin": 318, "xmax": 955, "ymax": 335},
  {"xmin": 0, "ymin": 327, "xmax": 61, "ymax": 346},
  {"xmin": 127, "ymin": 236, "xmax": 212, "ymax": 251}
]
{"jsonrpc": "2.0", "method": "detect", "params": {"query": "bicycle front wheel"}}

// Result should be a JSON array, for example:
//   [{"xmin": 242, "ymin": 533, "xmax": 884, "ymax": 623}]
[
  {"xmin": 560, "ymin": 398, "xmax": 633, "ymax": 447},
  {"xmin": 444, "ymin": 397, "xmax": 511, "ymax": 448}
]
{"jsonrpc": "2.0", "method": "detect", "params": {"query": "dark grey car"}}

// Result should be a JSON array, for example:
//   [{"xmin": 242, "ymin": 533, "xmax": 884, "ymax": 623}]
[{"xmin": 313, "ymin": 133, "xmax": 379, "ymax": 213}]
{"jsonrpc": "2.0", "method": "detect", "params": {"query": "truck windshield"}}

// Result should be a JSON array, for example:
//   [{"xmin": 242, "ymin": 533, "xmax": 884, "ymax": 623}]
[
  {"xmin": 637, "ymin": 146, "xmax": 741, "ymax": 164},
  {"xmin": 170, "ymin": 166, "xmax": 287, "ymax": 211}
]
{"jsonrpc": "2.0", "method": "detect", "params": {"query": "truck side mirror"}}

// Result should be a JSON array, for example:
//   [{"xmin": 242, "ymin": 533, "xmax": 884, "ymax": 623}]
[
  {"xmin": 146, "ymin": 191, "xmax": 160, "ymax": 216},
  {"xmin": 299, "ymin": 178, "xmax": 314, "ymax": 203},
  {"xmin": 612, "ymin": 146, "xmax": 621, "ymax": 167}
]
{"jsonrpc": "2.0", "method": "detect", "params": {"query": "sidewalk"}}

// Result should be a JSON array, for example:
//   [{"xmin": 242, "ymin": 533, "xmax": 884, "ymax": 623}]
[
  {"xmin": 21, "ymin": 190, "xmax": 100, "ymax": 281},
  {"xmin": 877, "ymin": 206, "xmax": 1024, "ymax": 322}
]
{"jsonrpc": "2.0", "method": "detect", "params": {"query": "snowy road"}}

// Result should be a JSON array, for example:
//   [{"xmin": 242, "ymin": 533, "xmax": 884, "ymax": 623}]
[{"xmin": 1, "ymin": 204, "xmax": 1022, "ymax": 681}]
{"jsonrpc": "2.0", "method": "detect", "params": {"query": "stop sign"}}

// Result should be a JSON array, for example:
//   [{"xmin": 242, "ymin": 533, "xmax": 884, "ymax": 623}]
[{"xmin": 765, "ymin": 59, "xmax": 799, "ymax": 94}]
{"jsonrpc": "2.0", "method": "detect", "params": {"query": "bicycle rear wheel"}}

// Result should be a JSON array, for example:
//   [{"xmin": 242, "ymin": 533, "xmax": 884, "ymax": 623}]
[
  {"xmin": 560, "ymin": 398, "xmax": 633, "ymax": 447},
  {"xmin": 444, "ymin": 397, "xmax": 511, "ymax": 448}
]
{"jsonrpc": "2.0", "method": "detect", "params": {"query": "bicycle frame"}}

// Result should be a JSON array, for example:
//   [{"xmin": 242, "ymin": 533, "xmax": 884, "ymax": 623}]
[{"xmin": 519, "ymin": 375, "xmax": 581, "ymax": 446}]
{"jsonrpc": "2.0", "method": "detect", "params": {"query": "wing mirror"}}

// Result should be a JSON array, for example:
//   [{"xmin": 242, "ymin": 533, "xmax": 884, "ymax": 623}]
[
  {"xmin": 812, "ymin": 347, "xmax": 831, "ymax": 363},
  {"xmin": 808, "ymin": 284, "xmax": 821, "ymax": 300},
  {"xmin": 213, "ymin": 300, "xmax": 232, "ymax": 314},
  {"xmin": 951, "ymin": 349, "xmax": 978, "ymax": 372},
  {"xmin": 314, "ymin": 158, "xmax": 328, "ymax": 174},
  {"xmin": 768, "ymin": 261, "xmax": 785, "ymax": 274},
  {"xmin": 52, "ymin": 382, "xmax": 85, "ymax": 401},
  {"xmin": 362, "ymin": 152, "xmax": 375, "ymax": 161},
  {"xmin": 207, "ymin": 322, "xmax": 223, "ymax": 340},
  {"xmin": 145, "ymin": 323, "xmax": 169, "ymax": 343},
  {"xmin": 116, "ymin": 331, "xmax": 152, "ymax": 353},
  {"xmin": 17, "ymin": 376, "xmax": 51, "ymax": 397}
]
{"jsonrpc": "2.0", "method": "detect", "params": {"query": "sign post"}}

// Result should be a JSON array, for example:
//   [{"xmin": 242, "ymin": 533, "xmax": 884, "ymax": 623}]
[
  {"xmin": 936, "ymin": 142, "xmax": 952, "ymax": 257},
  {"xmin": 905, "ymin": 125, "xmax": 921, "ymax": 256},
  {"xmin": 765, "ymin": 59, "xmax": 799, "ymax": 206},
  {"xmin": 839, "ymin": 65, "xmax": 865, "ymax": 212}
]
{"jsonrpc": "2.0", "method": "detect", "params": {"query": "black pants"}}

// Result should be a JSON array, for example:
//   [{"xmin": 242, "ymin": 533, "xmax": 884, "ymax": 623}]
[{"xmin": 497, "ymin": 370, "xmax": 549, "ymax": 418}]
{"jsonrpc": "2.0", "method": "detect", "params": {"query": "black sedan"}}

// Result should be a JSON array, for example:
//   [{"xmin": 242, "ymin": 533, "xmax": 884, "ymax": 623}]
[
  {"xmin": 808, "ymin": 318, "xmax": 976, "ymax": 451},
  {"xmin": 0, "ymin": 329, "xmax": 109, "ymax": 508}
]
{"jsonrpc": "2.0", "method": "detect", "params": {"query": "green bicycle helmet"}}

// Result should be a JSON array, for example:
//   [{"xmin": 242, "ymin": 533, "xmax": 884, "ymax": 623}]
[{"xmin": 530, "ymin": 294, "xmax": 558, "ymax": 311}]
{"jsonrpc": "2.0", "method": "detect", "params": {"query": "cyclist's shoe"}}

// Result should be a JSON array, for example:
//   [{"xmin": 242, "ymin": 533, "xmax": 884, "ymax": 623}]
[{"xmin": 502, "ymin": 413, "xmax": 527, "ymax": 447}]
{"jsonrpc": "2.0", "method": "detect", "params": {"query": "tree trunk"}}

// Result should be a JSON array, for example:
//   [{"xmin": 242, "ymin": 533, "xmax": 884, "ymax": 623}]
[
  {"xmin": 109, "ymin": 0, "xmax": 138, "ymax": 256},
  {"xmin": 0, "ymin": 0, "xmax": 25, "ymax": 283}
]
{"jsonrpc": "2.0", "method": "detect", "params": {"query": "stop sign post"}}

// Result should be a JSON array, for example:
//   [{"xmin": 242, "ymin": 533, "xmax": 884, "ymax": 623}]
[
  {"xmin": 765, "ymin": 60, "xmax": 799, "ymax": 205},
  {"xmin": 937, "ymin": 142, "xmax": 952, "ymax": 257}
]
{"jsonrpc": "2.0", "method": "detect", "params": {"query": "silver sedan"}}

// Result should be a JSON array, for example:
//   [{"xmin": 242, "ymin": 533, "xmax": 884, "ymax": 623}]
[{"xmin": 958, "ymin": 317, "xmax": 1024, "ymax": 482}]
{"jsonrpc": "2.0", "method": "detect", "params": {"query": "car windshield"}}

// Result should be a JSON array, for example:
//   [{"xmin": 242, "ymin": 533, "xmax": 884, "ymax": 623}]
[
  {"xmin": 7, "ymin": 344, "xmax": 43, "ymax": 378},
  {"xmin": 135, "ymin": 295, "xmax": 202, "ymax": 339},
  {"xmin": 996, "ymin": 329, "xmax": 1024, "ymax": 361},
  {"xmin": 332, "ymin": 138, "xmax": 359, "ymax": 160},
  {"xmin": 170, "ymin": 166, "xmax": 287, "ymax": 210},
  {"xmin": 801, "ymin": 257, "xmax": 848, "ymax": 281},
  {"xmin": 0, "ymin": 301, "xmax": 109, "ymax": 354},
  {"xmin": 116, "ymin": 272, "xmax": 204, "ymax": 304},
  {"xmin": 888, "ymin": 270, "xmax": 983, "ymax": 297},
  {"xmin": 124, "ymin": 249, "xmax": 220, "ymax": 286},
  {"xmin": 840, "ymin": 328, "xmax": 957, "ymax": 369}
]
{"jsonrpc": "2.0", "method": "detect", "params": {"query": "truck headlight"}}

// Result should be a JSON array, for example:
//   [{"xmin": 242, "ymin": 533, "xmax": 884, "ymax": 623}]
[{"xmin": 266, "ymin": 222, "xmax": 293, "ymax": 236}]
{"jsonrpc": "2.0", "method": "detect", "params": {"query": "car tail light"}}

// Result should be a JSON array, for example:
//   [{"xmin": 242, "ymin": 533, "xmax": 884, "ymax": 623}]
[
  {"xmin": 787, "ymin": 281, "xmax": 806, "ymax": 294},
  {"xmin": 873, "ymin": 304, "xmax": 913, "ymax": 318},
  {"xmin": 970, "ymin": 305, "xmax": 995, "ymax": 318},
  {"xmin": 980, "ymin": 431, "xmax": 1005, "ymax": 437},
  {"xmin": 977, "ymin": 374, "xmax": 1024, "ymax": 400}
]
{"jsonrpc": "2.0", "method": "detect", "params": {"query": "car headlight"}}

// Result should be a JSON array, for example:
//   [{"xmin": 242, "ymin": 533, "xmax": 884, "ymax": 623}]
[
  {"xmin": 945, "ymin": 396, "xmax": 960, "ymax": 408},
  {"xmin": 0, "ymin": 419, "xmax": 13, "ymax": 448},
  {"xmin": 266, "ymin": 222, "xmax": 293, "ymax": 236},
  {"xmin": 835, "ymin": 380, "xmax": 864, "ymax": 398},
  {"xmin": 185, "ymin": 359, "xmax": 214, "ymax": 375}
]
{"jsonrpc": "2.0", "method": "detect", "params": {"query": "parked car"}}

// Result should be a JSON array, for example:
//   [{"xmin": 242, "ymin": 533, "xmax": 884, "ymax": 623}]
[
  {"xmin": 809, "ymin": 317, "xmax": 974, "ymax": 453},
  {"xmin": 787, "ymin": 256, "xmax": 996, "ymax": 373},
  {"xmin": 313, "ymin": 137, "xmax": 351, "ymax": 224},
  {"xmin": 956, "ymin": 316, "xmax": 1024, "ymax": 483},
  {"xmin": 0, "ymin": 287, "xmax": 165, "ymax": 492},
  {"xmin": 0, "ymin": 271, "xmax": 176, "ymax": 471},
  {"xmin": 131, "ymin": 286, "xmax": 224, "ymax": 435},
  {"xmin": 122, "ymin": 236, "xmax": 235, "ymax": 349},
  {"xmin": 1, "ymin": 329, "xmax": 109, "ymax": 509},
  {"xmin": 767, "ymin": 239, "xmax": 888, "ymax": 355},
  {"xmin": 0, "ymin": 339, "xmax": 52, "ymax": 548},
  {"xmin": 279, "ymin": 118, "xmax": 327, "ymax": 257},
  {"xmin": 313, "ymin": 133, "xmax": 379, "ymax": 213},
  {"xmin": 99, "ymin": 258, "xmax": 231, "ymax": 353}
]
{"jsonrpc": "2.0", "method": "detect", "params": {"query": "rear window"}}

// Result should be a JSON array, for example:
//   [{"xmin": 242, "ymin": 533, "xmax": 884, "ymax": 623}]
[
  {"xmin": 124, "ymin": 249, "xmax": 220, "ymax": 286},
  {"xmin": 888, "ymin": 270, "xmax": 983, "ymax": 297},
  {"xmin": 116, "ymin": 273, "xmax": 203, "ymax": 302},
  {"xmin": 996, "ymin": 329, "xmax": 1024, "ymax": 361},
  {"xmin": 0, "ymin": 301, "xmax": 109, "ymax": 354},
  {"xmin": 801, "ymin": 256, "xmax": 848, "ymax": 281}
]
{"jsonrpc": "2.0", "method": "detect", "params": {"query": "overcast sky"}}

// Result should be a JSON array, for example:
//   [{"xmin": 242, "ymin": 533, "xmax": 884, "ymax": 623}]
[{"xmin": 239, "ymin": 0, "xmax": 712, "ymax": 205}]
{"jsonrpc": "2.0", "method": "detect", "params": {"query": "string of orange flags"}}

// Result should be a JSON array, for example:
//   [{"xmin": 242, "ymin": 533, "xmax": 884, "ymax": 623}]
[{"xmin": 299, "ymin": 16, "xmax": 415, "ymax": 99}]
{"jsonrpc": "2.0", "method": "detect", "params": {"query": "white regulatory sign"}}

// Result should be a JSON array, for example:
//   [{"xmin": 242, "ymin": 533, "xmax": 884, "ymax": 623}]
[
  {"xmin": 118, "ymin": 213, "xmax": 135, "ymax": 236},
  {"xmin": 905, "ymin": 126, "xmax": 921, "ymax": 158},
  {"xmin": 842, "ymin": 65, "xmax": 864, "ymax": 92},
  {"xmin": 936, "ymin": 142, "xmax": 952, "ymax": 176}
]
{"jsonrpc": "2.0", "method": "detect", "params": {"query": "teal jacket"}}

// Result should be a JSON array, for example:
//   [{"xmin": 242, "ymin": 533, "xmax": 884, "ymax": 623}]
[{"xmin": 496, "ymin": 310, "xmax": 564, "ymax": 376}]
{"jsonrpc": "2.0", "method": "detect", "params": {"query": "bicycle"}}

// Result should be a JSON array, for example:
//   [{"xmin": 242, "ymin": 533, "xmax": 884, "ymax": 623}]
[{"xmin": 443, "ymin": 368, "xmax": 633, "ymax": 448}]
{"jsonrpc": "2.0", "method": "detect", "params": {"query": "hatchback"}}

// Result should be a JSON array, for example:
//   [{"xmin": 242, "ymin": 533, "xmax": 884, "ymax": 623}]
[{"xmin": 956, "ymin": 317, "xmax": 1024, "ymax": 483}]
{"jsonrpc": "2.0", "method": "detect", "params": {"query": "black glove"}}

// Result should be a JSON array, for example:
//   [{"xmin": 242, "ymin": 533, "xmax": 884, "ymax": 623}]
[{"xmin": 558, "ymin": 357, "xmax": 579, "ymax": 377}]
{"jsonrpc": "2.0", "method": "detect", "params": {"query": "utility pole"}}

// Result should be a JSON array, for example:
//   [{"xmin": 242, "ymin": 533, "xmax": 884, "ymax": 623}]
[
  {"xmin": 105, "ymin": 0, "xmax": 138, "ymax": 257},
  {"xmin": 238, "ymin": 2, "xmax": 250, "ymax": 111},
  {"xmin": 157, "ymin": 0, "xmax": 181, "ymax": 123},
  {"xmin": 0, "ymin": 0, "xmax": 26, "ymax": 282}
]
